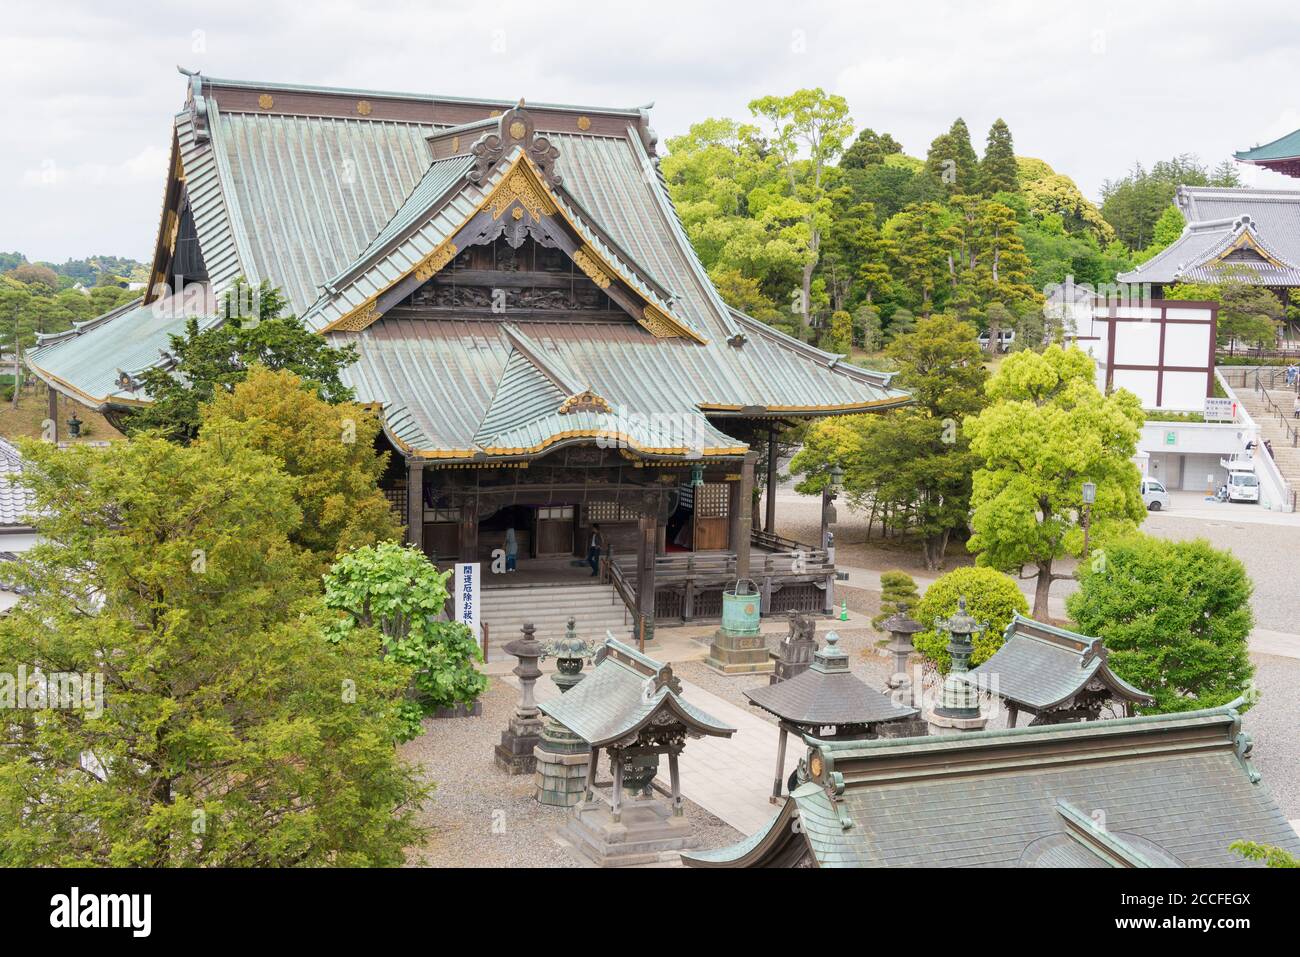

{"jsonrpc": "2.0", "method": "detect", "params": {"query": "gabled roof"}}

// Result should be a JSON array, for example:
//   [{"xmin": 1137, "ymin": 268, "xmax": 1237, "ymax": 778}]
[
  {"xmin": 684, "ymin": 701, "xmax": 1300, "ymax": 868},
  {"xmin": 538, "ymin": 637, "xmax": 734, "ymax": 747},
  {"xmin": 1120, "ymin": 186, "xmax": 1300, "ymax": 285},
  {"xmin": 745, "ymin": 632, "xmax": 918, "ymax": 726},
  {"xmin": 956, "ymin": 613, "xmax": 1153, "ymax": 712},
  {"xmin": 26, "ymin": 70, "xmax": 910, "ymax": 435}
]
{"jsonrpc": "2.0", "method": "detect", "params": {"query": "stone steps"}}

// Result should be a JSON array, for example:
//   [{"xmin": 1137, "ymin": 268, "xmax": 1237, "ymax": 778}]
[
  {"xmin": 481, "ymin": 582, "xmax": 632, "ymax": 645},
  {"xmin": 1239, "ymin": 389, "xmax": 1300, "ymax": 491}
]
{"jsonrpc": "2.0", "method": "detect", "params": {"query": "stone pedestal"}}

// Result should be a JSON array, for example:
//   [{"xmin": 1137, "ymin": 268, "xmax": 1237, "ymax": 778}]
[
  {"xmin": 494, "ymin": 622, "xmax": 545, "ymax": 774},
  {"xmin": 534, "ymin": 719, "xmax": 590, "ymax": 807},
  {"xmin": 705, "ymin": 626, "xmax": 772, "ymax": 675},
  {"xmin": 561, "ymin": 796, "xmax": 697, "ymax": 867},
  {"xmin": 769, "ymin": 613, "xmax": 818, "ymax": 684},
  {"xmin": 875, "ymin": 714, "xmax": 932, "ymax": 738},
  {"xmin": 495, "ymin": 711, "xmax": 545, "ymax": 773}
]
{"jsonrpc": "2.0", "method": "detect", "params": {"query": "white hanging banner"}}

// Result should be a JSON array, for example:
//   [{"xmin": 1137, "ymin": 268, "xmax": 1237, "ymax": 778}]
[{"xmin": 454, "ymin": 562, "xmax": 481, "ymax": 646}]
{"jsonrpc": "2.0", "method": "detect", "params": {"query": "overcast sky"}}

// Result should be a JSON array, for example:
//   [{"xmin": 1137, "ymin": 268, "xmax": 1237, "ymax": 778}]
[{"xmin": 4, "ymin": 0, "xmax": 1300, "ymax": 263}]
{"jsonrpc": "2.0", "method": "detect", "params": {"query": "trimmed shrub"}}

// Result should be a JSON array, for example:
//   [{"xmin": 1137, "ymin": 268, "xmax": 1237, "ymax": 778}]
[
  {"xmin": 872, "ymin": 570, "xmax": 920, "ymax": 631},
  {"xmin": 913, "ymin": 566, "xmax": 1029, "ymax": 672}
]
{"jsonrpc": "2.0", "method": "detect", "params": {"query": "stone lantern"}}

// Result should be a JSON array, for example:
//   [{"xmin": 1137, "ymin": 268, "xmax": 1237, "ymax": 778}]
[
  {"xmin": 494, "ymin": 621, "xmax": 545, "ymax": 774},
  {"xmin": 535, "ymin": 617, "xmax": 599, "ymax": 807},
  {"xmin": 876, "ymin": 612, "xmax": 931, "ymax": 739},
  {"xmin": 926, "ymin": 596, "xmax": 989, "ymax": 734}
]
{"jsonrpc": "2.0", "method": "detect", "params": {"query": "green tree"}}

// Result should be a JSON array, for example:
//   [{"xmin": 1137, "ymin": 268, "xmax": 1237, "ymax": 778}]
[
  {"xmin": 979, "ymin": 119, "xmax": 1019, "ymax": 195},
  {"xmin": 872, "ymin": 570, "xmax": 920, "ymax": 630},
  {"xmin": 793, "ymin": 314, "xmax": 986, "ymax": 568},
  {"xmin": 198, "ymin": 366, "xmax": 402, "ymax": 569},
  {"xmin": 1066, "ymin": 535, "xmax": 1254, "ymax": 714},
  {"xmin": 841, "ymin": 127, "xmax": 903, "ymax": 169},
  {"xmin": 884, "ymin": 202, "xmax": 952, "ymax": 314},
  {"xmin": 0, "ymin": 436, "xmax": 428, "ymax": 866},
  {"xmin": 324, "ymin": 542, "xmax": 488, "ymax": 734},
  {"xmin": 1230, "ymin": 842, "xmax": 1299, "ymax": 868},
  {"xmin": 964, "ymin": 345, "xmax": 1147, "ymax": 617},
  {"xmin": 1100, "ymin": 155, "xmax": 1237, "ymax": 251},
  {"xmin": 925, "ymin": 119, "xmax": 980, "ymax": 196},
  {"xmin": 748, "ymin": 89, "xmax": 855, "ymax": 328},
  {"xmin": 127, "ymin": 280, "xmax": 359, "ymax": 442},
  {"xmin": 912, "ymin": 566, "xmax": 1029, "ymax": 671}
]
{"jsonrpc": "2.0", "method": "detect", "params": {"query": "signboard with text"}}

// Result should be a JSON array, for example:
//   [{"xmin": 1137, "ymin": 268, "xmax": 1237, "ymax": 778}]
[
  {"xmin": 1204, "ymin": 397, "xmax": 1234, "ymax": 423},
  {"xmin": 454, "ymin": 562, "xmax": 481, "ymax": 646}
]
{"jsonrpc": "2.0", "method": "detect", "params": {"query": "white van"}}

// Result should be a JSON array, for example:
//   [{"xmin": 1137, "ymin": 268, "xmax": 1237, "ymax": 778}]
[
  {"xmin": 1221, "ymin": 460, "xmax": 1260, "ymax": 503},
  {"xmin": 1141, "ymin": 479, "xmax": 1169, "ymax": 511}
]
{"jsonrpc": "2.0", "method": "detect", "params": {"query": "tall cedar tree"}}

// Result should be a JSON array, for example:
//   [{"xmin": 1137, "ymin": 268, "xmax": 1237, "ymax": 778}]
[
  {"xmin": 925, "ymin": 119, "xmax": 980, "ymax": 196},
  {"xmin": 127, "ymin": 280, "xmax": 359, "ymax": 442},
  {"xmin": 0, "ymin": 436, "xmax": 429, "ymax": 866},
  {"xmin": 980, "ymin": 119, "xmax": 1020, "ymax": 195}
]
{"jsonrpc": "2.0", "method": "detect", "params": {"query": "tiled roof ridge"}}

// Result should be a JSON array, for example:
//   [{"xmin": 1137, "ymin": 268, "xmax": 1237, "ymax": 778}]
[
  {"xmin": 186, "ymin": 70, "xmax": 648, "ymax": 119},
  {"xmin": 803, "ymin": 699, "xmax": 1249, "ymax": 778}
]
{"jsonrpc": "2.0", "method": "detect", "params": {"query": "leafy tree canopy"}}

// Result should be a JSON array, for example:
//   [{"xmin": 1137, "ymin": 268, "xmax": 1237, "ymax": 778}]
[
  {"xmin": 126, "ymin": 280, "xmax": 358, "ymax": 442},
  {"xmin": 0, "ymin": 436, "xmax": 427, "ymax": 866},
  {"xmin": 1067, "ymin": 534, "xmax": 1254, "ymax": 714}
]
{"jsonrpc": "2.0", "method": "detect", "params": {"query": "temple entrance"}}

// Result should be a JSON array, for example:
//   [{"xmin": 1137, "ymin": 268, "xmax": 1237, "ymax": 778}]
[{"xmin": 666, "ymin": 481, "xmax": 731, "ymax": 552}]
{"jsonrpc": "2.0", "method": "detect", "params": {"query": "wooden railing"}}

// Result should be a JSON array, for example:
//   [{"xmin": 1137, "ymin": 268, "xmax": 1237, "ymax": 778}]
[
  {"xmin": 751, "ymin": 527, "xmax": 812, "ymax": 553},
  {"xmin": 606, "ymin": 545, "xmax": 836, "ymax": 624}
]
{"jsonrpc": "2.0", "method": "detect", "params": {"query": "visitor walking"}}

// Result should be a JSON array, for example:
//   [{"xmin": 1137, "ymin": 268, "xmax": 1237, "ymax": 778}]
[
  {"xmin": 1293, "ymin": 393, "xmax": 1300, "ymax": 419},
  {"xmin": 504, "ymin": 526, "xmax": 518, "ymax": 573},
  {"xmin": 587, "ymin": 524, "xmax": 605, "ymax": 577}
]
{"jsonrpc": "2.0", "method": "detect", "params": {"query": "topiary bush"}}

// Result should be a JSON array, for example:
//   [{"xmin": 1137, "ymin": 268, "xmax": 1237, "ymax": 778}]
[
  {"xmin": 872, "ymin": 570, "xmax": 920, "ymax": 631},
  {"xmin": 913, "ymin": 566, "xmax": 1029, "ymax": 672}
]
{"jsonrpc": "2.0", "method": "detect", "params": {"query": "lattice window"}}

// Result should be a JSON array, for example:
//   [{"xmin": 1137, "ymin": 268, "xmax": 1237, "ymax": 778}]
[
  {"xmin": 538, "ymin": 506, "xmax": 575, "ymax": 520},
  {"xmin": 694, "ymin": 482, "xmax": 730, "ymax": 519},
  {"xmin": 585, "ymin": 502, "xmax": 639, "ymax": 523},
  {"xmin": 383, "ymin": 483, "xmax": 406, "ymax": 519},
  {"xmin": 424, "ymin": 508, "xmax": 462, "ymax": 522}
]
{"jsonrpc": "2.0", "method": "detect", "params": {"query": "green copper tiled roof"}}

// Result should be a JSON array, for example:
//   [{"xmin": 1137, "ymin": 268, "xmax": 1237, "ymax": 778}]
[
  {"xmin": 28, "ymin": 72, "xmax": 910, "ymax": 433},
  {"xmin": 538, "ymin": 637, "xmax": 734, "ymax": 747},
  {"xmin": 684, "ymin": 702, "xmax": 1300, "ymax": 868},
  {"xmin": 957, "ymin": 613, "xmax": 1153, "ymax": 711},
  {"xmin": 1235, "ymin": 128, "xmax": 1300, "ymax": 163}
]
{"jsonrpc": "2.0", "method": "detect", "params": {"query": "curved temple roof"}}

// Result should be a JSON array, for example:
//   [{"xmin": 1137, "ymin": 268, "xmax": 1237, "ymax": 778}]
[
  {"xmin": 684, "ymin": 701, "xmax": 1299, "ymax": 868},
  {"xmin": 956, "ymin": 613, "xmax": 1153, "ymax": 712},
  {"xmin": 25, "ymin": 71, "xmax": 909, "ymax": 460}
]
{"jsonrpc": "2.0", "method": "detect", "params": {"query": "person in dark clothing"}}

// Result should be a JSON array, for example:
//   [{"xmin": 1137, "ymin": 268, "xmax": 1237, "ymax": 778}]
[{"xmin": 587, "ymin": 524, "xmax": 605, "ymax": 577}]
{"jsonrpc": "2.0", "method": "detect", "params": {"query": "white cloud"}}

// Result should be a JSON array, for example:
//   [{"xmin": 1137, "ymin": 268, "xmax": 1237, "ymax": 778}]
[{"xmin": 2, "ymin": 0, "xmax": 1300, "ymax": 261}]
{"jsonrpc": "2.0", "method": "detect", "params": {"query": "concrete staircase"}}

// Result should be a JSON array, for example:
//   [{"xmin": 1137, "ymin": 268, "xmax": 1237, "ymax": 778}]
[
  {"xmin": 1235, "ymin": 386, "xmax": 1300, "ymax": 497},
  {"xmin": 481, "ymin": 581, "xmax": 633, "ymax": 655}
]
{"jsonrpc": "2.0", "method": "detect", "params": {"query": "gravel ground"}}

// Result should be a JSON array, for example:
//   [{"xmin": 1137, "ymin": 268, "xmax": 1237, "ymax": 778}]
[
  {"xmin": 1240, "ymin": 654, "xmax": 1300, "ymax": 819},
  {"xmin": 400, "ymin": 680, "xmax": 742, "ymax": 866}
]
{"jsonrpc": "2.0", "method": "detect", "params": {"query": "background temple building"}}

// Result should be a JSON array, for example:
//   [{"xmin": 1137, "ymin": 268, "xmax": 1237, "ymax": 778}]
[
  {"xmin": 24, "ymin": 72, "xmax": 909, "ymax": 643},
  {"xmin": 1120, "ymin": 127, "xmax": 1300, "ymax": 308}
]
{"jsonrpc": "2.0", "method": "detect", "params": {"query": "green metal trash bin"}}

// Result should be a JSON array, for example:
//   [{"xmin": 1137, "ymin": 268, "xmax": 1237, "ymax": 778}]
[{"xmin": 721, "ymin": 578, "xmax": 761, "ymax": 635}]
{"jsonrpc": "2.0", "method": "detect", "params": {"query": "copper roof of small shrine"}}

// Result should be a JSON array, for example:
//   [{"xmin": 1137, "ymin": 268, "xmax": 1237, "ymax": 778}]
[
  {"xmin": 684, "ymin": 700, "xmax": 1299, "ymax": 868},
  {"xmin": 956, "ymin": 614, "xmax": 1153, "ymax": 712},
  {"xmin": 538, "ymin": 637, "xmax": 734, "ymax": 748},
  {"xmin": 25, "ymin": 70, "xmax": 910, "ymax": 456},
  {"xmin": 744, "ymin": 632, "xmax": 918, "ymax": 727},
  {"xmin": 1235, "ymin": 127, "xmax": 1300, "ymax": 177}
]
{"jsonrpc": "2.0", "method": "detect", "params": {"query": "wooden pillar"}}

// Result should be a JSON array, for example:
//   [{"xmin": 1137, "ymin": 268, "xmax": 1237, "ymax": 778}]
[
  {"xmin": 1007, "ymin": 705, "xmax": 1019, "ymax": 729},
  {"xmin": 771, "ymin": 725, "xmax": 789, "ymax": 804},
  {"xmin": 405, "ymin": 458, "xmax": 425, "ymax": 552},
  {"xmin": 764, "ymin": 425, "xmax": 778, "ymax": 533},
  {"xmin": 584, "ymin": 745, "xmax": 600, "ymax": 802},
  {"xmin": 668, "ymin": 750, "xmax": 683, "ymax": 817},
  {"xmin": 47, "ymin": 387, "xmax": 58, "ymax": 444},
  {"xmin": 611, "ymin": 750, "xmax": 624, "ymax": 822},
  {"xmin": 634, "ymin": 513, "xmax": 656, "ymax": 650},
  {"xmin": 459, "ymin": 496, "xmax": 478, "ymax": 563},
  {"xmin": 730, "ymin": 451, "xmax": 757, "ymax": 579}
]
